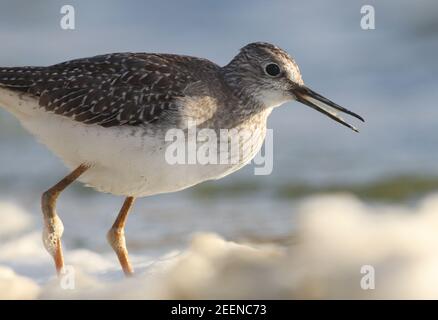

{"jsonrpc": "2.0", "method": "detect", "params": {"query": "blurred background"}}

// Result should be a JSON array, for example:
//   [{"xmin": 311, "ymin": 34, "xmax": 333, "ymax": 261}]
[{"xmin": 0, "ymin": 1, "xmax": 438, "ymax": 297}]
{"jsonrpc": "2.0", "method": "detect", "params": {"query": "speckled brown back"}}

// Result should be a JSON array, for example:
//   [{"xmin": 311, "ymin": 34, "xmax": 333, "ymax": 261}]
[{"xmin": 0, "ymin": 53, "xmax": 221, "ymax": 127}]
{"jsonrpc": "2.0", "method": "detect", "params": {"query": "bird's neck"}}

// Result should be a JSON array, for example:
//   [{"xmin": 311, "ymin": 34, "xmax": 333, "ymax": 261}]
[
  {"xmin": 220, "ymin": 65, "xmax": 270, "ymax": 124},
  {"xmin": 208, "ymin": 102, "xmax": 272, "ymax": 135}
]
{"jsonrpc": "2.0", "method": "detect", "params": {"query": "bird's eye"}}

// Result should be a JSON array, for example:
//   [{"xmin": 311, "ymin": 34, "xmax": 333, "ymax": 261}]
[{"xmin": 264, "ymin": 63, "xmax": 281, "ymax": 77}]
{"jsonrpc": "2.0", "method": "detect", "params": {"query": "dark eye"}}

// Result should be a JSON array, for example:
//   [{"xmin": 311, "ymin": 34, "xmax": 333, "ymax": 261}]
[{"xmin": 265, "ymin": 63, "xmax": 281, "ymax": 76}]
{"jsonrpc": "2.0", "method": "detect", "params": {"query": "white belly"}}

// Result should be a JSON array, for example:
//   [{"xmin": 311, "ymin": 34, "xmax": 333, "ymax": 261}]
[{"xmin": 0, "ymin": 89, "xmax": 268, "ymax": 197}]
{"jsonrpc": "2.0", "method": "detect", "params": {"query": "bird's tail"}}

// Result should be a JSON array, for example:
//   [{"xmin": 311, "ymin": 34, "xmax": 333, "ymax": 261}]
[
  {"xmin": 0, "ymin": 66, "xmax": 43, "ymax": 117},
  {"xmin": 0, "ymin": 66, "xmax": 41, "ymax": 93}
]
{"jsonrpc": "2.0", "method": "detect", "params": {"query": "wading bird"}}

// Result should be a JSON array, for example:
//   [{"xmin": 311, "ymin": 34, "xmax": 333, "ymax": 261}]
[{"xmin": 0, "ymin": 42, "xmax": 363, "ymax": 276}]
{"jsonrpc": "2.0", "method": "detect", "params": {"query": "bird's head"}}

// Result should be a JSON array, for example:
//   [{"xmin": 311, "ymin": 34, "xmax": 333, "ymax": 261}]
[{"xmin": 223, "ymin": 42, "xmax": 364, "ymax": 131}]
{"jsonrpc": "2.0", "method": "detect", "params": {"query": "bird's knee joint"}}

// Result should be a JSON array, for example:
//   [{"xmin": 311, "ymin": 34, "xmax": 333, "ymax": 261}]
[
  {"xmin": 107, "ymin": 227, "xmax": 124, "ymax": 241},
  {"xmin": 42, "ymin": 189, "xmax": 58, "ymax": 211},
  {"xmin": 42, "ymin": 189, "xmax": 54, "ymax": 201}
]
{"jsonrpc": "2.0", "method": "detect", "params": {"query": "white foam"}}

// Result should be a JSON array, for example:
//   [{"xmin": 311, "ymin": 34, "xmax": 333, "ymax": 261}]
[
  {"xmin": 2, "ymin": 194, "xmax": 438, "ymax": 299},
  {"xmin": 0, "ymin": 202, "xmax": 33, "ymax": 237}
]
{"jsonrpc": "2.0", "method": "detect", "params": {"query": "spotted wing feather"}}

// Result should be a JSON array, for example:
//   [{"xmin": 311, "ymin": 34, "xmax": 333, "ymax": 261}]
[{"xmin": 0, "ymin": 53, "xmax": 217, "ymax": 127}]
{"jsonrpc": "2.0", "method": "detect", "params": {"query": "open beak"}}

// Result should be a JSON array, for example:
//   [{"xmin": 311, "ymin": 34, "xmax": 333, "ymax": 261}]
[{"xmin": 293, "ymin": 86, "xmax": 364, "ymax": 132}]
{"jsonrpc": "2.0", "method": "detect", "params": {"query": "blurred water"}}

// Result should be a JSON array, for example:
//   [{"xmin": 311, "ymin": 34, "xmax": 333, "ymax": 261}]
[{"xmin": 0, "ymin": 1, "xmax": 437, "ymax": 255}]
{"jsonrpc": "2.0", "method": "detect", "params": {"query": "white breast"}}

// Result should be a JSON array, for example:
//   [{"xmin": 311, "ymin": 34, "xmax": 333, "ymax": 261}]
[{"xmin": 0, "ymin": 89, "xmax": 270, "ymax": 197}]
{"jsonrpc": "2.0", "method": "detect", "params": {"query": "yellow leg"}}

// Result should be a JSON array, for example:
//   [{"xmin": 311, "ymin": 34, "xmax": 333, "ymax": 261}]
[
  {"xmin": 107, "ymin": 196, "xmax": 136, "ymax": 276},
  {"xmin": 41, "ymin": 164, "xmax": 89, "ymax": 275}
]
